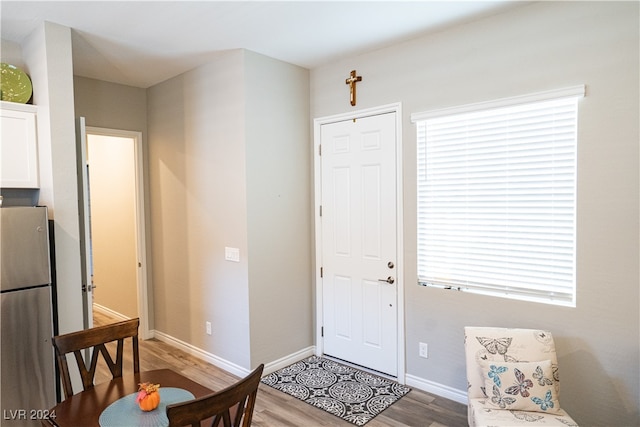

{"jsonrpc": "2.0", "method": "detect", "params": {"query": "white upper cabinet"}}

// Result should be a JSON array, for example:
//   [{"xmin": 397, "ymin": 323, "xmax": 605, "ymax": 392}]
[{"xmin": 1, "ymin": 101, "xmax": 39, "ymax": 188}]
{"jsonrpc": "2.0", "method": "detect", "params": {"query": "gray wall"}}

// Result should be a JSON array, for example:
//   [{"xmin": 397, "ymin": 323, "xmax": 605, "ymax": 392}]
[
  {"xmin": 311, "ymin": 2, "xmax": 639, "ymax": 425},
  {"xmin": 147, "ymin": 49, "xmax": 311, "ymax": 370},
  {"xmin": 73, "ymin": 77, "xmax": 147, "ymax": 132},
  {"xmin": 11, "ymin": 2, "xmax": 637, "ymax": 425},
  {"xmin": 148, "ymin": 50, "xmax": 252, "ymax": 367},
  {"xmin": 244, "ymin": 50, "xmax": 312, "ymax": 367},
  {"xmin": 73, "ymin": 76, "xmax": 152, "ymax": 324}
]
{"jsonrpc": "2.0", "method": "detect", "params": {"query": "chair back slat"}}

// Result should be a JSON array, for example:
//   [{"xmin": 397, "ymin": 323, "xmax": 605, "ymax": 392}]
[
  {"xmin": 167, "ymin": 364, "xmax": 264, "ymax": 427},
  {"xmin": 52, "ymin": 318, "xmax": 140, "ymax": 399}
]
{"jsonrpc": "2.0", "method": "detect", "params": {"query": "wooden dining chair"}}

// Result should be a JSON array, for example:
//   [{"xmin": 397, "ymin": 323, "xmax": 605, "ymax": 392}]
[
  {"xmin": 166, "ymin": 363, "xmax": 264, "ymax": 427},
  {"xmin": 52, "ymin": 318, "xmax": 140, "ymax": 399}
]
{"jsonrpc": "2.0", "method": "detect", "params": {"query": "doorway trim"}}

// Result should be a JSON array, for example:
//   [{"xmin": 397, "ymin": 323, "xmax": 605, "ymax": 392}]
[
  {"xmin": 85, "ymin": 126, "xmax": 150, "ymax": 340},
  {"xmin": 313, "ymin": 102, "xmax": 405, "ymax": 383}
]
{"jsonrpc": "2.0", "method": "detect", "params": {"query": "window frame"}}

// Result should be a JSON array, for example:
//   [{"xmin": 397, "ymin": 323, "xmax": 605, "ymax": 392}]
[{"xmin": 411, "ymin": 85, "xmax": 585, "ymax": 307}]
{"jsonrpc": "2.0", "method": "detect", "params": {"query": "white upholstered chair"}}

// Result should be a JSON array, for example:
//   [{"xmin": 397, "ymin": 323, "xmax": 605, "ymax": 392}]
[{"xmin": 464, "ymin": 326, "xmax": 578, "ymax": 426}]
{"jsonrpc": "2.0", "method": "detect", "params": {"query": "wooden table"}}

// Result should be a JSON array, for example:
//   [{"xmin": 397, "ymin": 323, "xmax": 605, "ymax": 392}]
[{"xmin": 43, "ymin": 369, "xmax": 213, "ymax": 427}]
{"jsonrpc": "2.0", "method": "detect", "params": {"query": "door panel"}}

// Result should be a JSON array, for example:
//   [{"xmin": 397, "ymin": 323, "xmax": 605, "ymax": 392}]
[
  {"xmin": 362, "ymin": 164, "xmax": 381, "ymax": 258},
  {"xmin": 332, "ymin": 167, "xmax": 351, "ymax": 256},
  {"xmin": 334, "ymin": 275, "xmax": 352, "ymax": 339},
  {"xmin": 363, "ymin": 280, "xmax": 382, "ymax": 347},
  {"xmin": 76, "ymin": 117, "xmax": 93, "ymax": 330},
  {"xmin": 321, "ymin": 112, "xmax": 397, "ymax": 376}
]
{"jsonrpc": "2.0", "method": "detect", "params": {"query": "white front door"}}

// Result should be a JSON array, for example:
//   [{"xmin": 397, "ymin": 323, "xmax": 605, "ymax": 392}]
[{"xmin": 320, "ymin": 111, "xmax": 398, "ymax": 376}]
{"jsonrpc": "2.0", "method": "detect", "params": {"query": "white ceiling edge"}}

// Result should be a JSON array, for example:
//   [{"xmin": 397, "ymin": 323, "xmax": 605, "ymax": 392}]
[{"xmin": 1, "ymin": 1, "xmax": 529, "ymax": 88}]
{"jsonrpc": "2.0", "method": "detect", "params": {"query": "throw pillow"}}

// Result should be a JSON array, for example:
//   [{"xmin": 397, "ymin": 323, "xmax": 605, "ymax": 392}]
[{"xmin": 480, "ymin": 359, "xmax": 561, "ymax": 414}]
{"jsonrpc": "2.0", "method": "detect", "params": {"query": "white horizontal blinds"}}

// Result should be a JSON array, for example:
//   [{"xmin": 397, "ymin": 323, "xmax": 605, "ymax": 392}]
[{"xmin": 416, "ymin": 94, "xmax": 581, "ymax": 306}]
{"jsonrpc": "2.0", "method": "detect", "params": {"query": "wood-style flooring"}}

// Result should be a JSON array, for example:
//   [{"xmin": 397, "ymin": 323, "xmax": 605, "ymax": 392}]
[{"xmin": 94, "ymin": 311, "xmax": 468, "ymax": 426}]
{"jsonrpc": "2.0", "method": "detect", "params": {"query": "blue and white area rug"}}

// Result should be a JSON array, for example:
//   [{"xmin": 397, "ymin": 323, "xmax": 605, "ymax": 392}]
[{"xmin": 261, "ymin": 356, "xmax": 410, "ymax": 426}]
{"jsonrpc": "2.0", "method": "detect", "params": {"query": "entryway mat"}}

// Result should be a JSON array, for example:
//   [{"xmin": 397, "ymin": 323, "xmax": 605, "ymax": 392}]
[{"xmin": 261, "ymin": 355, "xmax": 410, "ymax": 426}]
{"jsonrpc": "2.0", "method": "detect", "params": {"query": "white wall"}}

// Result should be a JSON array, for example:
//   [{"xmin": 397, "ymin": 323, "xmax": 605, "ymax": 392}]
[
  {"xmin": 311, "ymin": 2, "xmax": 638, "ymax": 425},
  {"xmin": 0, "ymin": 39, "xmax": 25, "ymax": 69},
  {"xmin": 20, "ymin": 22, "xmax": 85, "ymax": 336}
]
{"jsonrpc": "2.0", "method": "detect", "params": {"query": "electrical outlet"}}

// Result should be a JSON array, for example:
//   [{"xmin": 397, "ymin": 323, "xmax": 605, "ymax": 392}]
[
  {"xmin": 419, "ymin": 342, "xmax": 428, "ymax": 358},
  {"xmin": 206, "ymin": 321, "xmax": 212, "ymax": 335}
]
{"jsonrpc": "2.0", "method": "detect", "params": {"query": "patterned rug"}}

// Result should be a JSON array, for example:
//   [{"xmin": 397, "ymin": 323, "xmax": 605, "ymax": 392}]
[{"xmin": 261, "ymin": 355, "xmax": 410, "ymax": 426}]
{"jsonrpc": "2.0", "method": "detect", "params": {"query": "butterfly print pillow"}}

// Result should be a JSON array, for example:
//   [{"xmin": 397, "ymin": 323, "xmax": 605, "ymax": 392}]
[{"xmin": 480, "ymin": 359, "xmax": 561, "ymax": 414}]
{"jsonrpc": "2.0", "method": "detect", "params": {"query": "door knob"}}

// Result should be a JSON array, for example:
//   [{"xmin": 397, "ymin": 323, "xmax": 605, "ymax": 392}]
[{"xmin": 378, "ymin": 276, "xmax": 395, "ymax": 284}]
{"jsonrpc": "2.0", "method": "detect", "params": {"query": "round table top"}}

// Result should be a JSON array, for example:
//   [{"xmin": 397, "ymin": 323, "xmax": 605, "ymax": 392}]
[
  {"xmin": 46, "ymin": 369, "xmax": 213, "ymax": 427},
  {"xmin": 99, "ymin": 387, "xmax": 194, "ymax": 427}
]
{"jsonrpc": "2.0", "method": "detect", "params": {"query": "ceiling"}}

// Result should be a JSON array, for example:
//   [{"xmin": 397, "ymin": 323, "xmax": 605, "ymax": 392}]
[{"xmin": 1, "ymin": 1, "xmax": 524, "ymax": 88}]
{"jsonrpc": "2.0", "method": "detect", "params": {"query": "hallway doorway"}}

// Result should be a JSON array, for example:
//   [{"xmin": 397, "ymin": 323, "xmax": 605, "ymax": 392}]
[{"xmin": 86, "ymin": 127, "xmax": 149, "ymax": 338}]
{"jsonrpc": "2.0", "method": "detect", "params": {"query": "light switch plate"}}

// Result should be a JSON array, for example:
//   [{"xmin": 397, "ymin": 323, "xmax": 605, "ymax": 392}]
[{"xmin": 225, "ymin": 247, "xmax": 240, "ymax": 262}]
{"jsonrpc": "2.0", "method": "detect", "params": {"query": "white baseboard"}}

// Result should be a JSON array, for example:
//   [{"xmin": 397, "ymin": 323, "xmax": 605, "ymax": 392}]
[
  {"xmin": 152, "ymin": 330, "xmax": 252, "ymax": 378},
  {"xmin": 405, "ymin": 373, "xmax": 468, "ymax": 405},
  {"xmin": 152, "ymin": 329, "xmax": 315, "ymax": 379},
  {"xmin": 263, "ymin": 346, "xmax": 316, "ymax": 376},
  {"xmin": 93, "ymin": 304, "xmax": 130, "ymax": 322},
  {"xmin": 142, "ymin": 325, "xmax": 468, "ymax": 406}
]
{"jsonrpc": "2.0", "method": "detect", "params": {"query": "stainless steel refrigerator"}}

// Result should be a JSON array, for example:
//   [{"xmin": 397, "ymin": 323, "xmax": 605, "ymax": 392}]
[{"xmin": 1, "ymin": 206, "xmax": 56, "ymax": 426}]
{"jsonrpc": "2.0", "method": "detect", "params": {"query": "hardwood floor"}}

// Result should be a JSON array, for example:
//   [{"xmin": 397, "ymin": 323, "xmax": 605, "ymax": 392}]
[{"xmin": 93, "ymin": 311, "xmax": 468, "ymax": 426}]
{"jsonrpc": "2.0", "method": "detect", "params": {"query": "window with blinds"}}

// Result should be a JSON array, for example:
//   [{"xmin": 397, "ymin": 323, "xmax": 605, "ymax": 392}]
[{"xmin": 412, "ymin": 86, "xmax": 584, "ymax": 306}]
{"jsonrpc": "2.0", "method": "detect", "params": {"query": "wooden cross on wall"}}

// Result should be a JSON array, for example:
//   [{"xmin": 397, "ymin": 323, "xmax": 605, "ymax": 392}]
[{"xmin": 345, "ymin": 70, "xmax": 362, "ymax": 106}]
